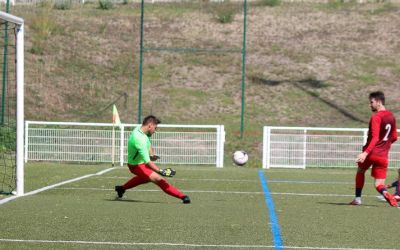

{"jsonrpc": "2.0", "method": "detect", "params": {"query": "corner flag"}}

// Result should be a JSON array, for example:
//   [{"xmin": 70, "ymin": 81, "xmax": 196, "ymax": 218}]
[
  {"xmin": 112, "ymin": 105, "xmax": 121, "ymax": 128},
  {"xmin": 112, "ymin": 104, "xmax": 122, "ymax": 167}
]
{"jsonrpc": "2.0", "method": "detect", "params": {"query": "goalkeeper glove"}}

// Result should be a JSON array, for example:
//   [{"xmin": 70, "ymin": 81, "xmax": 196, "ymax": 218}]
[
  {"xmin": 150, "ymin": 155, "xmax": 160, "ymax": 161},
  {"xmin": 158, "ymin": 168, "xmax": 176, "ymax": 177}
]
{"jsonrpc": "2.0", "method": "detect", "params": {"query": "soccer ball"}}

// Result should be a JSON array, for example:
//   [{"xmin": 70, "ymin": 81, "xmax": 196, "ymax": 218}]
[{"xmin": 232, "ymin": 150, "xmax": 248, "ymax": 166}]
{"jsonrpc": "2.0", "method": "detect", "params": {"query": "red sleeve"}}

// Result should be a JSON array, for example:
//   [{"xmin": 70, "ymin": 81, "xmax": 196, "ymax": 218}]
[{"xmin": 364, "ymin": 115, "xmax": 381, "ymax": 154}]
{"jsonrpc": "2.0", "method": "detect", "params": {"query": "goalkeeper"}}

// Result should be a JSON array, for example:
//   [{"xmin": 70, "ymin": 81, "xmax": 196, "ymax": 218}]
[{"xmin": 115, "ymin": 115, "xmax": 190, "ymax": 204}]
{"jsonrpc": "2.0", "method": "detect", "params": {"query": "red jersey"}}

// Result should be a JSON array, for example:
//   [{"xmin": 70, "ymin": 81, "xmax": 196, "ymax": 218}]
[{"xmin": 363, "ymin": 110, "xmax": 398, "ymax": 158}]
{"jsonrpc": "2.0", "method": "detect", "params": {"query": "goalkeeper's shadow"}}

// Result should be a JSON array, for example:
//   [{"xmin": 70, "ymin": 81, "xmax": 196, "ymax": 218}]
[{"xmin": 106, "ymin": 198, "xmax": 164, "ymax": 204}]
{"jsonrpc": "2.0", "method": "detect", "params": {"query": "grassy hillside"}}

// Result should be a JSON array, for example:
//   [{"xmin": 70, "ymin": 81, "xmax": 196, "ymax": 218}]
[{"xmin": 6, "ymin": 1, "xmax": 400, "ymax": 166}]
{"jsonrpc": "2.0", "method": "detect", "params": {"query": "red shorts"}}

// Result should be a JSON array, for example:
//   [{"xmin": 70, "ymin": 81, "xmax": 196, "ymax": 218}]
[
  {"xmin": 357, "ymin": 155, "xmax": 388, "ymax": 179},
  {"xmin": 128, "ymin": 163, "xmax": 153, "ymax": 180}
]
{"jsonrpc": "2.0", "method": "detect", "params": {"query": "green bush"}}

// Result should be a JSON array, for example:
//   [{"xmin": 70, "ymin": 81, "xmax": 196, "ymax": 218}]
[
  {"xmin": 260, "ymin": 0, "xmax": 281, "ymax": 7},
  {"xmin": 369, "ymin": 3, "xmax": 400, "ymax": 15},
  {"xmin": 37, "ymin": 0, "xmax": 54, "ymax": 9},
  {"xmin": 54, "ymin": 0, "xmax": 72, "ymax": 10},
  {"xmin": 29, "ymin": 11, "xmax": 59, "ymax": 54},
  {"xmin": 0, "ymin": 127, "xmax": 16, "ymax": 153},
  {"xmin": 30, "ymin": 39, "xmax": 45, "ymax": 55},
  {"xmin": 98, "ymin": 0, "xmax": 114, "ymax": 10},
  {"xmin": 213, "ymin": 1, "xmax": 237, "ymax": 24},
  {"xmin": 322, "ymin": 0, "xmax": 356, "ymax": 10}
]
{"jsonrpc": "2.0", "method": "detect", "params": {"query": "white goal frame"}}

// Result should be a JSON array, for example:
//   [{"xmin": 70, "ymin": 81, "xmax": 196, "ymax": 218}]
[
  {"xmin": 263, "ymin": 126, "xmax": 400, "ymax": 169},
  {"xmin": 0, "ymin": 11, "xmax": 24, "ymax": 196}
]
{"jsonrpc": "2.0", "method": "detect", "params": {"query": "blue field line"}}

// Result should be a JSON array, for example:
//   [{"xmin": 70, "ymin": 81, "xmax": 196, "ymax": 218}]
[
  {"xmin": 258, "ymin": 170, "xmax": 284, "ymax": 250},
  {"xmin": 268, "ymin": 179, "xmax": 353, "ymax": 185}
]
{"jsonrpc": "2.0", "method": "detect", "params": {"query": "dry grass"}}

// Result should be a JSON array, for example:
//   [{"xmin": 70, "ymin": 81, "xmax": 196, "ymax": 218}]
[{"xmin": 8, "ymin": 1, "xmax": 400, "ymax": 163}]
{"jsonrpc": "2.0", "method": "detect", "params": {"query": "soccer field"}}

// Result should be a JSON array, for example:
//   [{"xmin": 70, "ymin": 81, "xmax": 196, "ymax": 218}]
[{"xmin": 0, "ymin": 163, "xmax": 399, "ymax": 250}]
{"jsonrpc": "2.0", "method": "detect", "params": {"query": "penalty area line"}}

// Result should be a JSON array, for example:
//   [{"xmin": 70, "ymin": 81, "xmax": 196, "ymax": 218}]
[
  {"xmin": 0, "ymin": 239, "xmax": 396, "ymax": 250},
  {"xmin": 53, "ymin": 187, "xmax": 380, "ymax": 198},
  {"xmin": 0, "ymin": 167, "xmax": 116, "ymax": 205},
  {"xmin": 0, "ymin": 239, "xmax": 274, "ymax": 248},
  {"xmin": 96, "ymin": 176, "xmax": 353, "ymax": 185}
]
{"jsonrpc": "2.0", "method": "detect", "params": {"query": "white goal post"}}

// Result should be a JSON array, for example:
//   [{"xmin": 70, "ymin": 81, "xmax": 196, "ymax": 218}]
[
  {"xmin": 263, "ymin": 126, "xmax": 400, "ymax": 169},
  {"xmin": 0, "ymin": 11, "xmax": 24, "ymax": 196},
  {"xmin": 25, "ymin": 121, "xmax": 225, "ymax": 168}
]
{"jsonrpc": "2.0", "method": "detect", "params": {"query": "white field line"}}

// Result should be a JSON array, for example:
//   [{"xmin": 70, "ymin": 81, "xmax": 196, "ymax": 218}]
[
  {"xmin": 97, "ymin": 176, "xmax": 354, "ymax": 185},
  {"xmin": 0, "ymin": 168, "xmax": 116, "ymax": 205},
  {"xmin": 113, "ymin": 167, "xmax": 228, "ymax": 172},
  {"xmin": 0, "ymin": 174, "xmax": 357, "ymax": 205},
  {"xmin": 259, "ymin": 169, "xmax": 356, "ymax": 175},
  {"xmin": 268, "ymin": 180, "xmax": 353, "ymax": 185},
  {"xmin": 0, "ymin": 238, "xmax": 398, "ymax": 250},
  {"xmin": 56, "ymin": 187, "xmax": 264, "ymax": 194},
  {"xmin": 98, "ymin": 176, "xmax": 260, "ymax": 182},
  {"xmin": 112, "ymin": 167, "xmax": 358, "ymax": 175},
  {"xmin": 54, "ymin": 186, "xmax": 380, "ymax": 198}
]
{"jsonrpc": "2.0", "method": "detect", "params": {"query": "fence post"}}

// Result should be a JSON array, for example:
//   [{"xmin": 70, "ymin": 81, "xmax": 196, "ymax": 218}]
[
  {"xmin": 119, "ymin": 125, "xmax": 125, "ymax": 167},
  {"xmin": 362, "ymin": 129, "xmax": 368, "ymax": 145},
  {"xmin": 24, "ymin": 121, "xmax": 29, "ymax": 163},
  {"xmin": 216, "ymin": 125, "xmax": 224, "ymax": 168},
  {"xmin": 220, "ymin": 125, "xmax": 225, "ymax": 167},
  {"xmin": 262, "ymin": 127, "xmax": 266, "ymax": 169},
  {"xmin": 302, "ymin": 129, "xmax": 307, "ymax": 169},
  {"xmin": 263, "ymin": 126, "xmax": 270, "ymax": 169},
  {"xmin": 216, "ymin": 126, "xmax": 220, "ymax": 167}
]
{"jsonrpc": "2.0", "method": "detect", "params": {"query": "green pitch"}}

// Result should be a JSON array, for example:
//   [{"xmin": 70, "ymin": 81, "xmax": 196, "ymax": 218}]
[{"xmin": 0, "ymin": 163, "xmax": 399, "ymax": 250}]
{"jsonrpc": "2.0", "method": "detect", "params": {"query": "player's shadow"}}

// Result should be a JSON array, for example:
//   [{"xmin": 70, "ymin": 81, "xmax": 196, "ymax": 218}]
[
  {"xmin": 317, "ymin": 201, "xmax": 378, "ymax": 207},
  {"xmin": 106, "ymin": 198, "xmax": 164, "ymax": 204}
]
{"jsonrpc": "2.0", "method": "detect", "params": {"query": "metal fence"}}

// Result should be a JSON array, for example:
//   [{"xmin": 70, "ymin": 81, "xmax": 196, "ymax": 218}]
[
  {"xmin": 2, "ymin": 0, "xmax": 217, "ymax": 5},
  {"xmin": 262, "ymin": 126, "xmax": 400, "ymax": 169},
  {"xmin": 25, "ymin": 121, "xmax": 225, "ymax": 167},
  {"xmin": 6, "ymin": 0, "xmax": 400, "ymax": 5}
]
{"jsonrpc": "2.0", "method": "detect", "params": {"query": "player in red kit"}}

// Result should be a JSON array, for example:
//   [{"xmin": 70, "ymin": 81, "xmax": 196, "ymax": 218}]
[{"xmin": 350, "ymin": 91, "xmax": 398, "ymax": 207}]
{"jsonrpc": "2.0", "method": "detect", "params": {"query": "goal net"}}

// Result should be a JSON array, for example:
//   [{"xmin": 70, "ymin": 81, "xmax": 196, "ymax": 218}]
[{"xmin": 0, "ymin": 11, "xmax": 24, "ymax": 195}]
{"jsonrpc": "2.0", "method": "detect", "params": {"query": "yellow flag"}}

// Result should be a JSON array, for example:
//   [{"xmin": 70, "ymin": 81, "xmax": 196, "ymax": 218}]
[{"xmin": 112, "ymin": 105, "xmax": 121, "ymax": 127}]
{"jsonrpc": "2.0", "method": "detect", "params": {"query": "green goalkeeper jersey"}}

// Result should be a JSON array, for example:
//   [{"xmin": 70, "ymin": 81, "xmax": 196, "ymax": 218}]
[{"xmin": 127, "ymin": 126, "xmax": 151, "ymax": 166}]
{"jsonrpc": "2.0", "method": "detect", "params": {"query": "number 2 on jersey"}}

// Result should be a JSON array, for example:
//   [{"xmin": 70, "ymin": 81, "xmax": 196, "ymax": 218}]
[{"xmin": 383, "ymin": 124, "xmax": 391, "ymax": 141}]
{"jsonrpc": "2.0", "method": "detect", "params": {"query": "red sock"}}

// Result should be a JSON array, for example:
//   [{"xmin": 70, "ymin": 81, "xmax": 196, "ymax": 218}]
[
  {"xmin": 355, "ymin": 172, "xmax": 365, "ymax": 197},
  {"xmin": 355, "ymin": 172, "xmax": 365, "ymax": 189},
  {"xmin": 156, "ymin": 179, "xmax": 185, "ymax": 199},
  {"xmin": 376, "ymin": 184, "xmax": 387, "ymax": 195},
  {"xmin": 123, "ymin": 176, "xmax": 149, "ymax": 190}
]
